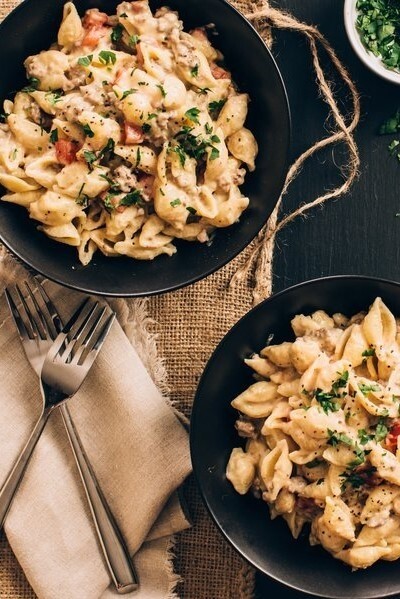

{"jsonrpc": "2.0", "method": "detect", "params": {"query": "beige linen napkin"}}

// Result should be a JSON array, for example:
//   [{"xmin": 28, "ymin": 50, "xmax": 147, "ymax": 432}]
[{"xmin": 0, "ymin": 252, "xmax": 192, "ymax": 599}]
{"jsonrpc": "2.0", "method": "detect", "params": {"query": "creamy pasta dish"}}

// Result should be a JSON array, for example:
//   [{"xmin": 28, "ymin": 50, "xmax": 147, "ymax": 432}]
[
  {"xmin": 226, "ymin": 298, "xmax": 400, "ymax": 569},
  {"xmin": 0, "ymin": 1, "xmax": 257, "ymax": 264}
]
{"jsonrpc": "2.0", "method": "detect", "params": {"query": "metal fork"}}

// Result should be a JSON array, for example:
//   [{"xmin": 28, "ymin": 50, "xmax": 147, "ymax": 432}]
[{"xmin": 3, "ymin": 285, "xmax": 138, "ymax": 593}]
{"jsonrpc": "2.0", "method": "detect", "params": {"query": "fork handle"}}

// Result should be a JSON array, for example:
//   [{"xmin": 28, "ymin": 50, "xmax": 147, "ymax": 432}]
[
  {"xmin": 0, "ymin": 407, "xmax": 53, "ymax": 528},
  {"xmin": 60, "ymin": 404, "xmax": 139, "ymax": 594}
]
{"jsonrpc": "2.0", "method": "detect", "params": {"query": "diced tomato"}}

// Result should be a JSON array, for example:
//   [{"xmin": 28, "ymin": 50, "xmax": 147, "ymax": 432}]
[
  {"xmin": 210, "ymin": 62, "xmax": 231, "ymax": 80},
  {"xmin": 55, "ymin": 140, "xmax": 80, "ymax": 165},
  {"xmin": 190, "ymin": 28, "xmax": 208, "ymax": 41},
  {"xmin": 124, "ymin": 122, "xmax": 144, "ymax": 144},
  {"xmin": 82, "ymin": 9, "xmax": 108, "ymax": 28},
  {"xmin": 82, "ymin": 26, "xmax": 109, "ymax": 48},
  {"xmin": 385, "ymin": 420, "xmax": 400, "ymax": 453}
]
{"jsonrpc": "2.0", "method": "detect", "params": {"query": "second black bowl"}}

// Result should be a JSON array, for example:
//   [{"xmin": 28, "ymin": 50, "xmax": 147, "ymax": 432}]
[
  {"xmin": 191, "ymin": 275, "xmax": 400, "ymax": 599},
  {"xmin": 0, "ymin": 0, "xmax": 289, "ymax": 297}
]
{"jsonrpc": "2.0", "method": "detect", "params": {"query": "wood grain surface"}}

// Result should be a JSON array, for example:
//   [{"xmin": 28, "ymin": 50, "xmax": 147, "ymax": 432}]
[{"xmin": 257, "ymin": 0, "xmax": 399, "ymax": 597}]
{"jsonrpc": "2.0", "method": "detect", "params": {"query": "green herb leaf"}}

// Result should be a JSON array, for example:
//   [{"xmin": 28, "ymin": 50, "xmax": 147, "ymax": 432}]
[
  {"xmin": 375, "ymin": 418, "xmax": 389, "ymax": 442},
  {"xmin": 186, "ymin": 206, "xmax": 197, "ymax": 215},
  {"xmin": 142, "ymin": 123, "xmax": 151, "ymax": 133},
  {"xmin": 190, "ymin": 64, "xmax": 199, "ymax": 77},
  {"xmin": 209, "ymin": 146, "xmax": 220, "ymax": 161},
  {"xmin": 389, "ymin": 139, "xmax": 400, "ymax": 154},
  {"xmin": 129, "ymin": 34, "xmax": 140, "ymax": 47},
  {"xmin": 208, "ymin": 98, "xmax": 226, "ymax": 117},
  {"xmin": 315, "ymin": 389, "xmax": 340, "ymax": 414},
  {"xmin": 78, "ymin": 55, "xmax": 93, "ymax": 67},
  {"xmin": 157, "ymin": 84, "xmax": 166, "ymax": 98},
  {"xmin": 327, "ymin": 430, "xmax": 353, "ymax": 447},
  {"xmin": 111, "ymin": 24, "xmax": 124, "ymax": 44},
  {"xmin": 22, "ymin": 77, "xmax": 40, "ymax": 92},
  {"xmin": 121, "ymin": 88, "xmax": 137, "ymax": 99},
  {"xmin": 362, "ymin": 347, "xmax": 376, "ymax": 357},
  {"xmin": 356, "ymin": 0, "xmax": 400, "ymax": 72},
  {"xmin": 198, "ymin": 87, "xmax": 211, "ymax": 95},
  {"xmin": 49, "ymin": 129, "xmax": 59, "ymax": 144},
  {"xmin": 119, "ymin": 189, "xmax": 143, "ymax": 207},
  {"xmin": 205, "ymin": 123, "xmax": 213, "ymax": 135},
  {"xmin": 82, "ymin": 123, "xmax": 95, "ymax": 138},
  {"xmin": 83, "ymin": 150, "xmax": 97, "ymax": 166},
  {"xmin": 170, "ymin": 198, "xmax": 182, "ymax": 207},
  {"xmin": 98, "ymin": 50, "xmax": 117, "ymax": 65},
  {"xmin": 45, "ymin": 90, "xmax": 64, "ymax": 105},
  {"xmin": 98, "ymin": 138, "xmax": 115, "ymax": 160},
  {"xmin": 379, "ymin": 108, "xmax": 400, "ymax": 135},
  {"xmin": 185, "ymin": 107, "xmax": 201, "ymax": 124},
  {"xmin": 359, "ymin": 382, "xmax": 381, "ymax": 396}
]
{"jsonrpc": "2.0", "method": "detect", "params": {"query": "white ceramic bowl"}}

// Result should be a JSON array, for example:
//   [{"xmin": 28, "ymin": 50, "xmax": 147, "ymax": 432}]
[{"xmin": 344, "ymin": 0, "xmax": 400, "ymax": 85}]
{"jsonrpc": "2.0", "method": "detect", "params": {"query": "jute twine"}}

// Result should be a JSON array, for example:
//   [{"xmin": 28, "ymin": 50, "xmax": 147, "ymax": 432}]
[
  {"xmin": 230, "ymin": 0, "xmax": 361, "ymax": 305},
  {"xmin": 0, "ymin": 0, "xmax": 360, "ymax": 598}
]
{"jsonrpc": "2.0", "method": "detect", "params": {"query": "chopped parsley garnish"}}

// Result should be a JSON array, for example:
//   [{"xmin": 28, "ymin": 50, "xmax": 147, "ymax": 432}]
[
  {"xmin": 98, "ymin": 50, "xmax": 117, "ymax": 65},
  {"xmin": 82, "ymin": 123, "xmax": 95, "ymax": 138},
  {"xmin": 327, "ymin": 430, "xmax": 353, "ymax": 447},
  {"xmin": 103, "ymin": 194, "xmax": 115, "ymax": 212},
  {"xmin": 314, "ymin": 389, "xmax": 340, "ymax": 414},
  {"xmin": 304, "ymin": 458, "xmax": 323, "ymax": 468},
  {"xmin": 190, "ymin": 64, "xmax": 199, "ymax": 77},
  {"xmin": 375, "ymin": 418, "xmax": 389, "ymax": 442},
  {"xmin": 362, "ymin": 347, "xmax": 376, "ymax": 357},
  {"xmin": 205, "ymin": 123, "xmax": 213, "ymax": 134},
  {"xmin": 358, "ymin": 428, "xmax": 373, "ymax": 445},
  {"xmin": 45, "ymin": 90, "xmax": 64, "ymax": 105},
  {"xmin": 121, "ymin": 88, "xmax": 137, "ymax": 99},
  {"xmin": 142, "ymin": 123, "xmax": 151, "ymax": 133},
  {"xmin": 380, "ymin": 108, "xmax": 400, "ymax": 134},
  {"xmin": 389, "ymin": 139, "xmax": 400, "ymax": 154},
  {"xmin": 208, "ymin": 98, "xmax": 226, "ymax": 118},
  {"xmin": 170, "ymin": 198, "xmax": 182, "ymax": 207},
  {"xmin": 171, "ymin": 144, "xmax": 187, "ymax": 167},
  {"xmin": 185, "ymin": 107, "xmax": 201, "ymax": 124},
  {"xmin": 209, "ymin": 146, "xmax": 220, "ymax": 161},
  {"xmin": 111, "ymin": 24, "xmax": 124, "ymax": 44},
  {"xmin": 198, "ymin": 87, "xmax": 211, "ymax": 95},
  {"xmin": 332, "ymin": 370, "xmax": 349, "ymax": 393},
  {"xmin": 78, "ymin": 55, "xmax": 93, "ymax": 67},
  {"xmin": 22, "ymin": 77, "xmax": 40, "ymax": 92},
  {"xmin": 83, "ymin": 150, "xmax": 97, "ymax": 167},
  {"xmin": 210, "ymin": 134, "xmax": 221, "ymax": 144},
  {"xmin": 119, "ymin": 190, "xmax": 143, "ymax": 207},
  {"xmin": 76, "ymin": 183, "xmax": 89, "ymax": 208},
  {"xmin": 157, "ymin": 84, "xmax": 166, "ymax": 98},
  {"xmin": 98, "ymin": 138, "xmax": 115, "ymax": 160},
  {"xmin": 356, "ymin": 0, "xmax": 400, "ymax": 71},
  {"xmin": 49, "ymin": 129, "xmax": 58, "ymax": 144},
  {"xmin": 129, "ymin": 34, "xmax": 140, "ymax": 47},
  {"xmin": 358, "ymin": 382, "xmax": 381, "ymax": 395},
  {"xmin": 340, "ymin": 466, "xmax": 376, "ymax": 492},
  {"xmin": 186, "ymin": 206, "xmax": 197, "ymax": 215}
]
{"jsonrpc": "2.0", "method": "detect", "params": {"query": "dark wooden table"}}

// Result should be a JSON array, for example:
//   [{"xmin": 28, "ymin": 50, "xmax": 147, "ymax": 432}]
[{"xmin": 256, "ymin": 0, "xmax": 399, "ymax": 597}]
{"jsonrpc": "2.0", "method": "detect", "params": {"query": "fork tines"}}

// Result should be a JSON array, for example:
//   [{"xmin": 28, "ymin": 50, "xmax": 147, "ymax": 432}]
[
  {"xmin": 48, "ymin": 300, "xmax": 115, "ymax": 367},
  {"xmin": 5, "ymin": 282, "xmax": 61, "ymax": 342}
]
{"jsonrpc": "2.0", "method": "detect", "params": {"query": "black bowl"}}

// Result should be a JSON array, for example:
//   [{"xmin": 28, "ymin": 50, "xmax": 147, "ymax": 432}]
[
  {"xmin": 191, "ymin": 275, "xmax": 400, "ymax": 599},
  {"xmin": 0, "ymin": 0, "xmax": 289, "ymax": 297}
]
